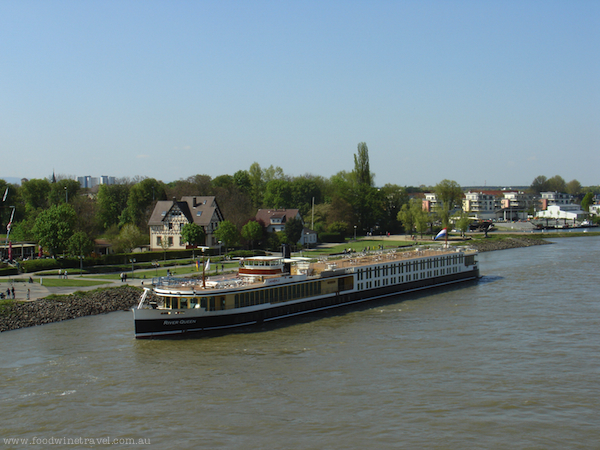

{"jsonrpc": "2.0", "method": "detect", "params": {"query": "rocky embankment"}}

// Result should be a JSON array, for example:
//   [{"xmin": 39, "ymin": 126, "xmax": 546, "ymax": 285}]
[
  {"xmin": 468, "ymin": 236, "xmax": 550, "ymax": 252},
  {"xmin": 0, "ymin": 286, "xmax": 148, "ymax": 333}
]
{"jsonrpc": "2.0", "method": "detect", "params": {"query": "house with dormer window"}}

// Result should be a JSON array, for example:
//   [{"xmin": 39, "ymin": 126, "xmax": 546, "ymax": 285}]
[
  {"xmin": 148, "ymin": 196, "xmax": 224, "ymax": 251},
  {"xmin": 255, "ymin": 209, "xmax": 302, "ymax": 233}
]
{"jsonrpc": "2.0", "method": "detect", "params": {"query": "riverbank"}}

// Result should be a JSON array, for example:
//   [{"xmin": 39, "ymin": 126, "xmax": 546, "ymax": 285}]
[
  {"xmin": 0, "ymin": 286, "xmax": 145, "ymax": 333},
  {"xmin": 466, "ymin": 236, "xmax": 551, "ymax": 252}
]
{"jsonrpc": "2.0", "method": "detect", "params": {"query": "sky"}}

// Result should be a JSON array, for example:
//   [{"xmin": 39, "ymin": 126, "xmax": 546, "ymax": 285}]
[{"xmin": 1, "ymin": 1, "xmax": 598, "ymax": 188}]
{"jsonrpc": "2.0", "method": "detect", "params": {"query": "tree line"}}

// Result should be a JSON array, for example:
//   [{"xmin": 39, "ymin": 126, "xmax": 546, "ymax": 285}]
[{"xmin": 1, "ymin": 147, "xmax": 598, "ymax": 258}]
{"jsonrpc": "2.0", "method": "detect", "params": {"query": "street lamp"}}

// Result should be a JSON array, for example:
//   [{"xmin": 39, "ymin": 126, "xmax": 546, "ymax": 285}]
[
  {"xmin": 130, "ymin": 258, "xmax": 136, "ymax": 278},
  {"xmin": 64, "ymin": 186, "xmax": 68, "ymax": 203},
  {"xmin": 354, "ymin": 225, "xmax": 357, "ymax": 241}
]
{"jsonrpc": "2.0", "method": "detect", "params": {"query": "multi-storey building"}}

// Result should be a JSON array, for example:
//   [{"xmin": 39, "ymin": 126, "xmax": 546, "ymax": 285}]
[
  {"xmin": 462, "ymin": 191, "xmax": 502, "ymax": 219},
  {"xmin": 539, "ymin": 192, "xmax": 573, "ymax": 210},
  {"xmin": 77, "ymin": 175, "xmax": 116, "ymax": 188},
  {"xmin": 148, "ymin": 196, "xmax": 224, "ymax": 251},
  {"xmin": 499, "ymin": 191, "xmax": 535, "ymax": 220}
]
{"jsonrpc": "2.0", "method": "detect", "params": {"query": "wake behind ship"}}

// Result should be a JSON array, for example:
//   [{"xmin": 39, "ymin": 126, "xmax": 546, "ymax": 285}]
[{"xmin": 133, "ymin": 246, "xmax": 479, "ymax": 338}]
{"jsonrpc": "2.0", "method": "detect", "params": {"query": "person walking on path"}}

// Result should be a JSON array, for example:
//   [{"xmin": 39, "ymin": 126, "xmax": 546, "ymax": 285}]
[
  {"xmin": 27, "ymin": 289, "xmax": 30, "ymax": 300},
  {"xmin": 11, "ymin": 287, "xmax": 15, "ymax": 299}
]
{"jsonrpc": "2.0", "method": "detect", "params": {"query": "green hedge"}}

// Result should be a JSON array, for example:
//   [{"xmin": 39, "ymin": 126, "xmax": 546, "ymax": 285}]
[
  {"xmin": 227, "ymin": 250, "xmax": 267, "ymax": 258},
  {"xmin": 318, "ymin": 232, "xmax": 345, "ymax": 243},
  {"xmin": 98, "ymin": 248, "xmax": 216, "ymax": 265},
  {"xmin": 0, "ymin": 267, "xmax": 19, "ymax": 277}
]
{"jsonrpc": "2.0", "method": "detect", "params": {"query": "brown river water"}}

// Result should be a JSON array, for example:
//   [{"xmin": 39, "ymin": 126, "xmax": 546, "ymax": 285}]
[{"xmin": 1, "ymin": 237, "xmax": 599, "ymax": 449}]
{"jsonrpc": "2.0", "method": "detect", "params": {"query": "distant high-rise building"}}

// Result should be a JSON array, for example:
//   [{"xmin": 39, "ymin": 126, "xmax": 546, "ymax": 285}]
[{"xmin": 78, "ymin": 175, "xmax": 115, "ymax": 188}]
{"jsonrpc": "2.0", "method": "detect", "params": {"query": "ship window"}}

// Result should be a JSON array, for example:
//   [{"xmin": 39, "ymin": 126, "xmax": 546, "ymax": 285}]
[
  {"xmin": 180, "ymin": 298, "xmax": 188, "ymax": 309},
  {"xmin": 235, "ymin": 294, "xmax": 239, "ymax": 308},
  {"xmin": 165, "ymin": 297, "xmax": 171, "ymax": 308},
  {"xmin": 200, "ymin": 298, "xmax": 207, "ymax": 309},
  {"xmin": 288, "ymin": 286, "xmax": 292, "ymax": 300},
  {"xmin": 190, "ymin": 298, "xmax": 198, "ymax": 308},
  {"xmin": 250, "ymin": 291, "xmax": 255, "ymax": 305},
  {"xmin": 209, "ymin": 298, "xmax": 215, "ymax": 311}
]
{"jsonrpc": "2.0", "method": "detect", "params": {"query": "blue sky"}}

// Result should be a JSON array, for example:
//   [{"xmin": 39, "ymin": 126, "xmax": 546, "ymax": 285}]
[{"xmin": 1, "ymin": 1, "xmax": 598, "ymax": 187}]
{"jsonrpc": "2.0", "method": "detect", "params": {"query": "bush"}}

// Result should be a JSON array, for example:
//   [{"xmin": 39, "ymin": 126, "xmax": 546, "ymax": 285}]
[
  {"xmin": 99, "ymin": 248, "xmax": 216, "ymax": 265},
  {"xmin": 0, "ymin": 267, "xmax": 18, "ymax": 277},
  {"xmin": 21, "ymin": 259, "xmax": 61, "ymax": 273},
  {"xmin": 318, "ymin": 232, "xmax": 345, "ymax": 243},
  {"xmin": 227, "ymin": 250, "xmax": 267, "ymax": 258}
]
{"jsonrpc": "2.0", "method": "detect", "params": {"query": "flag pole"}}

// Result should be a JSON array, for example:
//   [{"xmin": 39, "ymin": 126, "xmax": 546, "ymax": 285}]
[{"xmin": 202, "ymin": 250, "xmax": 206, "ymax": 289}]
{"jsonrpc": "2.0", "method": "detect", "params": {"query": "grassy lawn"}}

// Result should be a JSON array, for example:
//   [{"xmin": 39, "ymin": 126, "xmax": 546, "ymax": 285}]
[{"xmin": 89, "ymin": 261, "xmax": 240, "ymax": 280}]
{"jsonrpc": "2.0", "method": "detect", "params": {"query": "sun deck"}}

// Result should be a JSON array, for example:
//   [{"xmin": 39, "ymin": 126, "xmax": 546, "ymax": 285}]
[{"xmin": 150, "ymin": 247, "xmax": 476, "ymax": 295}]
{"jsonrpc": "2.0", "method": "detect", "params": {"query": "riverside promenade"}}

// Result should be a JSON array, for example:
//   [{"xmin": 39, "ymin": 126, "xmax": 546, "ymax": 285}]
[{"xmin": 1, "ymin": 274, "xmax": 147, "ymax": 302}]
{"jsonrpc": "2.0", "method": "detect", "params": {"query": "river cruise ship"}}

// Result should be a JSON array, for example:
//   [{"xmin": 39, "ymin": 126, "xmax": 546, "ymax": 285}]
[{"xmin": 134, "ymin": 246, "xmax": 479, "ymax": 338}]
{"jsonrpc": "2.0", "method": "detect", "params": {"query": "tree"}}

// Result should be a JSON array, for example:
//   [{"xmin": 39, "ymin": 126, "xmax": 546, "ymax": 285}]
[
  {"xmin": 32, "ymin": 204, "xmax": 77, "ymax": 255},
  {"xmin": 414, "ymin": 209, "xmax": 430, "ymax": 238},
  {"xmin": 158, "ymin": 231, "xmax": 172, "ymax": 260},
  {"xmin": 116, "ymin": 224, "xmax": 147, "ymax": 253},
  {"xmin": 397, "ymin": 199, "xmax": 424, "ymax": 235},
  {"xmin": 96, "ymin": 183, "xmax": 131, "ymax": 230},
  {"xmin": 353, "ymin": 142, "xmax": 373, "ymax": 186},
  {"xmin": 241, "ymin": 220, "xmax": 263, "ymax": 249},
  {"xmin": 434, "ymin": 179, "xmax": 463, "ymax": 230},
  {"xmin": 181, "ymin": 223, "xmax": 206, "ymax": 247},
  {"xmin": 546, "ymin": 175, "xmax": 567, "ymax": 193},
  {"xmin": 284, "ymin": 217, "xmax": 304, "ymax": 245},
  {"xmin": 566, "ymin": 179, "xmax": 582, "ymax": 196},
  {"xmin": 263, "ymin": 179, "xmax": 293, "ymax": 208},
  {"xmin": 455, "ymin": 213, "xmax": 471, "ymax": 239},
  {"xmin": 214, "ymin": 220, "xmax": 239, "ymax": 252},
  {"xmin": 67, "ymin": 231, "xmax": 94, "ymax": 258},
  {"xmin": 248, "ymin": 162, "xmax": 265, "ymax": 209},
  {"xmin": 379, "ymin": 184, "xmax": 408, "ymax": 234},
  {"xmin": 48, "ymin": 179, "xmax": 80, "ymax": 206},
  {"xmin": 398, "ymin": 203, "xmax": 415, "ymax": 235},
  {"xmin": 530, "ymin": 175, "xmax": 548, "ymax": 195},
  {"xmin": 328, "ymin": 221, "xmax": 349, "ymax": 238},
  {"xmin": 350, "ymin": 184, "xmax": 385, "ymax": 233},
  {"xmin": 434, "ymin": 179, "xmax": 463, "ymax": 210},
  {"xmin": 581, "ymin": 192, "xmax": 594, "ymax": 212},
  {"xmin": 211, "ymin": 174, "xmax": 235, "ymax": 189},
  {"xmin": 119, "ymin": 178, "xmax": 166, "ymax": 227},
  {"xmin": 291, "ymin": 176, "xmax": 322, "ymax": 217},
  {"xmin": 19, "ymin": 178, "xmax": 51, "ymax": 212},
  {"xmin": 233, "ymin": 170, "xmax": 252, "ymax": 196}
]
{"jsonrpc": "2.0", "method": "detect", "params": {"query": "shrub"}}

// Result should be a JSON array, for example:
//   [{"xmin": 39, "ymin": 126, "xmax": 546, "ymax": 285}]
[
  {"xmin": 318, "ymin": 232, "xmax": 345, "ymax": 243},
  {"xmin": 227, "ymin": 250, "xmax": 266, "ymax": 258}
]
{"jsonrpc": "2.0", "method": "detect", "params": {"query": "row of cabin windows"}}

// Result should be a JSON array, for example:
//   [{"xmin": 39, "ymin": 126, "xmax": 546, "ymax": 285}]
[
  {"xmin": 235, "ymin": 281, "xmax": 323, "ymax": 308},
  {"xmin": 356, "ymin": 265, "xmax": 460, "ymax": 291},
  {"xmin": 357, "ymin": 255, "xmax": 463, "ymax": 281}
]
